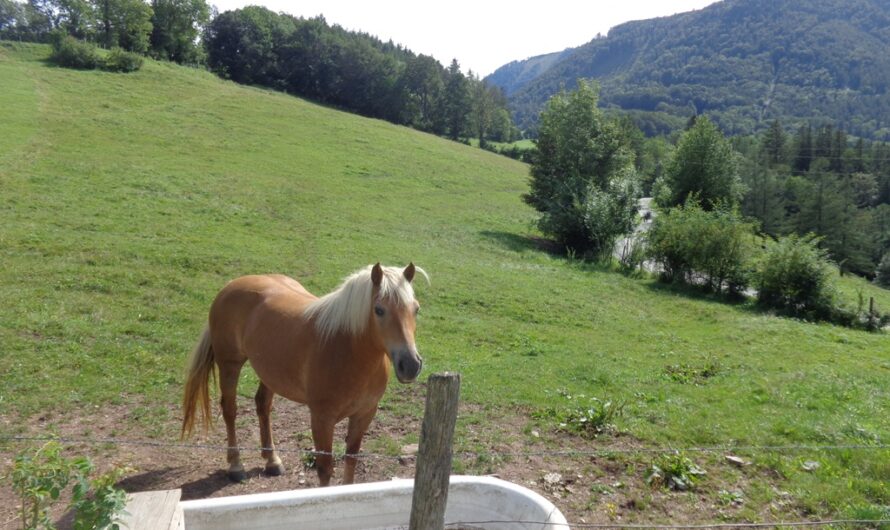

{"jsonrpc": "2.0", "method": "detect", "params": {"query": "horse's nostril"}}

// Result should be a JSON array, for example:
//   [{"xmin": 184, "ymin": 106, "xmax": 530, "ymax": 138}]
[{"xmin": 398, "ymin": 359, "xmax": 406, "ymax": 373}]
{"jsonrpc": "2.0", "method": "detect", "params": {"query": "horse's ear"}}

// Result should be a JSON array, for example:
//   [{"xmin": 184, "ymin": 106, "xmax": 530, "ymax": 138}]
[
  {"xmin": 404, "ymin": 262, "xmax": 416, "ymax": 283},
  {"xmin": 371, "ymin": 263, "xmax": 383, "ymax": 286}
]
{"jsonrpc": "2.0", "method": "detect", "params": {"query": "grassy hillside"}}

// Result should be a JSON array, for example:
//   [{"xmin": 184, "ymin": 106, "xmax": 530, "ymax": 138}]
[{"xmin": 1, "ymin": 42, "xmax": 888, "ymax": 523}]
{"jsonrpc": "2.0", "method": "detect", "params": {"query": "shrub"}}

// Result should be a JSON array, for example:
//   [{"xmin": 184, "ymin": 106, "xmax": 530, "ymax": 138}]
[
  {"xmin": 753, "ymin": 234, "xmax": 837, "ymax": 319},
  {"xmin": 102, "ymin": 48, "xmax": 144, "ymax": 72},
  {"xmin": 49, "ymin": 34, "xmax": 100, "ymax": 70},
  {"xmin": 646, "ymin": 201, "xmax": 755, "ymax": 294}
]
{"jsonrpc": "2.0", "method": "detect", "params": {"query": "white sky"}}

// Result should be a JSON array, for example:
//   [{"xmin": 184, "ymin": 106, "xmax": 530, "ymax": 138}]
[{"xmin": 209, "ymin": 1, "xmax": 720, "ymax": 76}]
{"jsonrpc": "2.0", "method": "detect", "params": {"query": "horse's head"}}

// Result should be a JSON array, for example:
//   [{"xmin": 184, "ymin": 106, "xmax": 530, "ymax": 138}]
[{"xmin": 371, "ymin": 263, "xmax": 424, "ymax": 384}]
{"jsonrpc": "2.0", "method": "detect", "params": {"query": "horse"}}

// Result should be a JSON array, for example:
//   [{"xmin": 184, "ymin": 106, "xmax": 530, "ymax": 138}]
[{"xmin": 181, "ymin": 263, "xmax": 426, "ymax": 486}]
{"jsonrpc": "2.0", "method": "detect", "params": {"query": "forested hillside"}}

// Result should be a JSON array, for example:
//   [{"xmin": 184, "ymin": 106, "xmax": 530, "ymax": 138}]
[{"xmin": 490, "ymin": 0, "xmax": 890, "ymax": 139}]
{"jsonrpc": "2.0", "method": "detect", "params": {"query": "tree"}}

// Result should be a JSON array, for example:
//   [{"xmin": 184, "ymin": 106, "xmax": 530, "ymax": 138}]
[
  {"xmin": 0, "ymin": 0, "xmax": 53, "ymax": 41},
  {"xmin": 93, "ymin": 0, "xmax": 153, "ymax": 52},
  {"xmin": 658, "ymin": 115, "xmax": 744, "ymax": 210},
  {"xmin": 204, "ymin": 6, "xmax": 295, "ymax": 85},
  {"xmin": 400, "ymin": 54, "xmax": 444, "ymax": 131},
  {"xmin": 523, "ymin": 80, "xmax": 639, "ymax": 254},
  {"xmin": 467, "ymin": 72, "xmax": 498, "ymax": 148},
  {"xmin": 792, "ymin": 124, "xmax": 813, "ymax": 174},
  {"xmin": 149, "ymin": 0, "xmax": 209, "ymax": 63},
  {"xmin": 441, "ymin": 59, "xmax": 469, "ymax": 140},
  {"xmin": 0, "ymin": 0, "xmax": 25, "ymax": 36},
  {"xmin": 762, "ymin": 119, "xmax": 786, "ymax": 166}
]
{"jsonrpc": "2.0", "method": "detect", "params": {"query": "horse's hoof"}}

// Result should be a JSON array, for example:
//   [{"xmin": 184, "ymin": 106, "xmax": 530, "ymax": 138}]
[
  {"xmin": 227, "ymin": 469, "xmax": 248, "ymax": 483},
  {"xmin": 264, "ymin": 463, "xmax": 285, "ymax": 477}
]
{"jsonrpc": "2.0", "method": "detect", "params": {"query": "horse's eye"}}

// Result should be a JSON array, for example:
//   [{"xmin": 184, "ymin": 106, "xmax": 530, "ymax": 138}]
[{"xmin": 374, "ymin": 305, "xmax": 385, "ymax": 317}]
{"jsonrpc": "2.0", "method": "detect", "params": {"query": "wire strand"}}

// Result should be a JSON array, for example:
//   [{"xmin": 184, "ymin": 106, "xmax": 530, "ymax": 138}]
[
  {"xmin": 2, "ymin": 434, "xmax": 887, "ymax": 461},
  {"xmin": 438, "ymin": 520, "xmax": 890, "ymax": 529}
]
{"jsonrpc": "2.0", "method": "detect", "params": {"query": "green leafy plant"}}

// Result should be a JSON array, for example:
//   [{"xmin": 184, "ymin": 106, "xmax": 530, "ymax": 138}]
[
  {"xmin": 646, "ymin": 451, "xmax": 706, "ymax": 491},
  {"xmin": 11, "ymin": 442, "xmax": 78, "ymax": 530},
  {"xmin": 534, "ymin": 391, "xmax": 623, "ymax": 438},
  {"xmin": 9, "ymin": 442, "xmax": 128, "ymax": 530},
  {"xmin": 70, "ymin": 466, "xmax": 129, "ymax": 530}
]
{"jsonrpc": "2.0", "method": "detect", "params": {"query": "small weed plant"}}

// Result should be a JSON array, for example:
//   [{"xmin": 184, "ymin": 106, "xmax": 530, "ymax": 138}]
[
  {"xmin": 534, "ymin": 390, "xmax": 623, "ymax": 438},
  {"xmin": 9, "ymin": 441, "xmax": 128, "ymax": 530},
  {"xmin": 646, "ymin": 451, "xmax": 706, "ymax": 491},
  {"xmin": 663, "ymin": 357, "xmax": 721, "ymax": 384}
]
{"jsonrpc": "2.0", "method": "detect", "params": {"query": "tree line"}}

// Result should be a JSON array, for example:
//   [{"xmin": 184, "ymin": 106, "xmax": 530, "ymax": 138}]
[
  {"xmin": 0, "ymin": 1, "xmax": 518, "ymax": 145},
  {"xmin": 524, "ymin": 81, "xmax": 889, "ymax": 328},
  {"xmin": 0, "ymin": 0, "xmax": 209, "ymax": 63},
  {"xmin": 203, "ymin": 7, "xmax": 517, "ymax": 144},
  {"xmin": 736, "ymin": 120, "xmax": 890, "ymax": 278}
]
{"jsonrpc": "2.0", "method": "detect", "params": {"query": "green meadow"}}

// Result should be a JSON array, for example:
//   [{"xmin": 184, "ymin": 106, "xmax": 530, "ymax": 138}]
[{"xmin": 1, "ymin": 42, "xmax": 888, "ymax": 522}]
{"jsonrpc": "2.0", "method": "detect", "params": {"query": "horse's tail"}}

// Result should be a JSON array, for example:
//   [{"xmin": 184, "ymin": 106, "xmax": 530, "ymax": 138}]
[{"xmin": 181, "ymin": 326, "xmax": 216, "ymax": 439}]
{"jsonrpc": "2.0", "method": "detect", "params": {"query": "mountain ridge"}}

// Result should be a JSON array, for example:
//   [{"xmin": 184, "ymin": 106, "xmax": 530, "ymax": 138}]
[{"xmin": 487, "ymin": 0, "xmax": 890, "ymax": 139}]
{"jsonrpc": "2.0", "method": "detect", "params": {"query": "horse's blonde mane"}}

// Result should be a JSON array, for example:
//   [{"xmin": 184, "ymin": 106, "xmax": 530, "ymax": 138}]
[{"xmin": 304, "ymin": 264, "xmax": 428, "ymax": 340}]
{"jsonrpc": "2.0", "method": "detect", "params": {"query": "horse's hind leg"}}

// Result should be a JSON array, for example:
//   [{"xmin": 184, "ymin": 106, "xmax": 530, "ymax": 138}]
[
  {"xmin": 255, "ymin": 382, "xmax": 284, "ymax": 476},
  {"xmin": 219, "ymin": 360, "xmax": 247, "ymax": 482}
]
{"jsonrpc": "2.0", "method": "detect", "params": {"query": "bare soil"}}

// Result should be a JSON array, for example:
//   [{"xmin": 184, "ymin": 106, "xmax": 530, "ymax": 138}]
[{"xmin": 0, "ymin": 385, "xmax": 797, "ymax": 529}]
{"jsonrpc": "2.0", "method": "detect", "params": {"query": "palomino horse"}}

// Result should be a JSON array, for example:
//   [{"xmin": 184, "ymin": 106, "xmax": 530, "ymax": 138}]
[{"xmin": 181, "ymin": 263, "xmax": 425, "ymax": 486}]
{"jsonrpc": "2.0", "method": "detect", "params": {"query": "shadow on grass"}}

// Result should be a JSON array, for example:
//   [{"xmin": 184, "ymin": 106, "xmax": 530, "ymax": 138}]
[
  {"xmin": 643, "ymin": 277, "xmax": 753, "ymax": 308},
  {"xmin": 479, "ymin": 230, "xmax": 633, "ymax": 275},
  {"xmin": 479, "ymin": 230, "xmax": 562, "ymax": 255}
]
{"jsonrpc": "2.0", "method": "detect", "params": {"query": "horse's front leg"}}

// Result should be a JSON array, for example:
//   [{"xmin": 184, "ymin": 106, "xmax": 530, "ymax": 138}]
[
  {"xmin": 310, "ymin": 413, "xmax": 335, "ymax": 486},
  {"xmin": 342, "ymin": 407, "xmax": 377, "ymax": 484}
]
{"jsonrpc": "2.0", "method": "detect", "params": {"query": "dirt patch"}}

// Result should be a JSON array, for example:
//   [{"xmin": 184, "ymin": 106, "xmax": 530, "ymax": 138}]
[{"xmin": 1, "ymin": 388, "xmax": 798, "ymax": 528}]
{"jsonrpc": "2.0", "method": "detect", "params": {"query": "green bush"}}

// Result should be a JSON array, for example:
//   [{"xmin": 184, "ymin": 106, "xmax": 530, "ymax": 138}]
[
  {"xmin": 50, "ymin": 34, "xmax": 101, "ymax": 70},
  {"xmin": 753, "ymin": 234, "xmax": 838, "ymax": 320},
  {"xmin": 646, "ymin": 201, "xmax": 755, "ymax": 294},
  {"xmin": 102, "ymin": 48, "xmax": 144, "ymax": 73}
]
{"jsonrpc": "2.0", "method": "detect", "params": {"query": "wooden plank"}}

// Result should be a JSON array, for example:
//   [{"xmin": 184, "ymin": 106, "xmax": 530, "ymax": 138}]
[
  {"xmin": 120, "ymin": 489, "xmax": 182, "ymax": 530},
  {"xmin": 409, "ymin": 372, "xmax": 461, "ymax": 530}
]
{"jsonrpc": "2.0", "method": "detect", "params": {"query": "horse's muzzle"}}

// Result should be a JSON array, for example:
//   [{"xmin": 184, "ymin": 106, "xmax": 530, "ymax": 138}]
[{"xmin": 392, "ymin": 348, "xmax": 423, "ymax": 383}]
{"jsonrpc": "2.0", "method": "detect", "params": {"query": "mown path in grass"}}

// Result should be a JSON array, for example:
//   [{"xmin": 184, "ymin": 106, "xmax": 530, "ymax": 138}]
[{"xmin": 1, "ymin": 42, "xmax": 888, "ymax": 524}]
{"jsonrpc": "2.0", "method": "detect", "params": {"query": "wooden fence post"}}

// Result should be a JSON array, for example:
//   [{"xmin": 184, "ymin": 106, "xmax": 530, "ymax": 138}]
[{"xmin": 409, "ymin": 372, "xmax": 461, "ymax": 530}]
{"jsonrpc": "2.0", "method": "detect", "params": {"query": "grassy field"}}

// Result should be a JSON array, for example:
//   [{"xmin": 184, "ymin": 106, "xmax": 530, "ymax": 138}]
[{"xmin": 1, "ymin": 42, "xmax": 888, "ymax": 524}]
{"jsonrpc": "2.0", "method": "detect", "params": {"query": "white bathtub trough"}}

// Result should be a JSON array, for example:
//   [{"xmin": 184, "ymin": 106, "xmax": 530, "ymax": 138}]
[{"xmin": 179, "ymin": 475, "xmax": 569, "ymax": 529}]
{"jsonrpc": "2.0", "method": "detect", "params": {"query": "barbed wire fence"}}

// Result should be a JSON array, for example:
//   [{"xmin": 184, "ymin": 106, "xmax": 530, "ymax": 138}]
[{"xmin": 2, "ymin": 433, "xmax": 889, "ymax": 529}]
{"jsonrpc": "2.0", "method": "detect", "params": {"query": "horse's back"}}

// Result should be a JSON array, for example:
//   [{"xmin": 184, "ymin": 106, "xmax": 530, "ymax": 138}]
[{"xmin": 208, "ymin": 274, "xmax": 316, "ymax": 356}]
